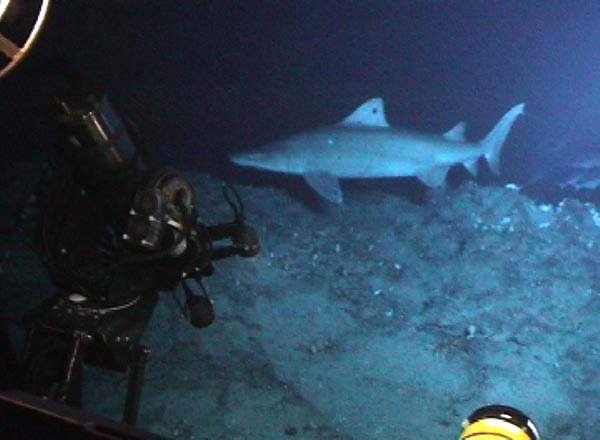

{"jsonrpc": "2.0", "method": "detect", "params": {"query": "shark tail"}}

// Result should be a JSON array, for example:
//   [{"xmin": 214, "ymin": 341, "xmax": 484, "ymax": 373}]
[{"xmin": 480, "ymin": 103, "xmax": 525, "ymax": 174}]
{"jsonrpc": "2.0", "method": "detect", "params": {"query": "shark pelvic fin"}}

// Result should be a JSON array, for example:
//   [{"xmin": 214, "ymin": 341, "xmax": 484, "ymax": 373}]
[
  {"xmin": 464, "ymin": 158, "xmax": 479, "ymax": 176},
  {"xmin": 443, "ymin": 121, "xmax": 467, "ymax": 142},
  {"xmin": 304, "ymin": 171, "xmax": 343, "ymax": 204},
  {"xmin": 339, "ymin": 97, "xmax": 390, "ymax": 128},
  {"xmin": 417, "ymin": 166, "xmax": 450, "ymax": 188}
]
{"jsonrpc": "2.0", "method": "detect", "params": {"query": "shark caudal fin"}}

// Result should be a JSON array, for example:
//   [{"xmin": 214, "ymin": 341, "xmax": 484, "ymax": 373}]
[{"xmin": 480, "ymin": 103, "xmax": 525, "ymax": 174}]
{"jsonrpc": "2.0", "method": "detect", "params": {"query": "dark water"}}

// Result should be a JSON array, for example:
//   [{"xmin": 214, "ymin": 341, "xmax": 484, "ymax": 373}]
[{"xmin": 1, "ymin": 2, "xmax": 600, "ymax": 439}]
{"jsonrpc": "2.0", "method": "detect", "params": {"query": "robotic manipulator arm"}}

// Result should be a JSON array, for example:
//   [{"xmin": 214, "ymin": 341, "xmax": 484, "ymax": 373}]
[{"xmin": 50, "ymin": 75, "xmax": 260, "ymax": 329}]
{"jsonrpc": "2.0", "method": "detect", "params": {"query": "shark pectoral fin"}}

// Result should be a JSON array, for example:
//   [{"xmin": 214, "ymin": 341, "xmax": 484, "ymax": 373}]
[
  {"xmin": 417, "ymin": 166, "xmax": 450, "ymax": 188},
  {"xmin": 304, "ymin": 172, "xmax": 343, "ymax": 203}
]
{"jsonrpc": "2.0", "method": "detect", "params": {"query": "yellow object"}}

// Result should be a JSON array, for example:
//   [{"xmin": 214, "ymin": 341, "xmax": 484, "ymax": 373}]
[
  {"xmin": 459, "ymin": 405, "xmax": 540, "ymax": 440},
  {"xmin": 461, "ymin": 418, "xmax": 533, "ymax": 439}
]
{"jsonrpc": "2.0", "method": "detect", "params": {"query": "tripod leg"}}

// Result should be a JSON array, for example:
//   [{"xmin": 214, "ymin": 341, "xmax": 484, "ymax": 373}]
[
  {"xmin": 56, "ymin": 330, "xmax": 91, "ymax": 407},
  {"xmin": 123, "ymin": 344, "xmax": 150, "ymax": 426}
]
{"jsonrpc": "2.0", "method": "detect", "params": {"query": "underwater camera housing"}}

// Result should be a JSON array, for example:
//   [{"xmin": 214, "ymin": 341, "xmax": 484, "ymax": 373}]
[{"xmin": 18, "ymin": 75, "xmax": 260, "ymax": 428}]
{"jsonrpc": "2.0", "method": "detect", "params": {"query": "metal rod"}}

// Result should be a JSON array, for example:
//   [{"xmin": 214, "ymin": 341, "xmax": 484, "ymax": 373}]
[{"xmin": 123, "ymin": 345, "xmax": 150, "ymax": 426}]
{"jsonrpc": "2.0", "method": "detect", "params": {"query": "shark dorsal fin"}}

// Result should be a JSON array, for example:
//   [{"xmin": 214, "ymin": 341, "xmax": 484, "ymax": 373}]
[
  {"xmin": 443, "ymin": 121, "xmax": 467, "ymax": 142},
  {"xmin": 340, "ymin": 97, "xmax": 389, "ymax": 128}
]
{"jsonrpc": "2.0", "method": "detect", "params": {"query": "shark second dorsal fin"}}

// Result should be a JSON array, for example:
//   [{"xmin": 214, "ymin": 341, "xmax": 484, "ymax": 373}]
[
  {"xmin": 443, "ymin": 121, "xmax": 467, "ymax": 142},
  {"xmin": 339, "ymin": 97, "xmax": 390, "ymax": 128}
]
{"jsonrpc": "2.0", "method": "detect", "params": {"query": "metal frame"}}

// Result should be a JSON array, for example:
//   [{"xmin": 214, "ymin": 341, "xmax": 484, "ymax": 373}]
[{"xmin": 0, "ymin": 0, "xmax": 51, "ymax": 78}]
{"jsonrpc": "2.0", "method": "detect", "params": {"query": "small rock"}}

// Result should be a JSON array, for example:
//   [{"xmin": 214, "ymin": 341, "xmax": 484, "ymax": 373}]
[{"xmin": 284, "ymin": 426, "xmax": 298, "ymax": 436}]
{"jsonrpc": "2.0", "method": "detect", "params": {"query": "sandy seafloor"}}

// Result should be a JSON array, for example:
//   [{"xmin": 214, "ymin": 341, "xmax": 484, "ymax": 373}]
[{"xmin": 2, "ymin": 161, "xmax": 600, "ymax": 440}]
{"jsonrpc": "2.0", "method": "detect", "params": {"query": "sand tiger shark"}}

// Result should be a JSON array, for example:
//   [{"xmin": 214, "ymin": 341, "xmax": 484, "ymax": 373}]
[{"xmin": 230, "ymin": 98, "xmax": 525, "ymax": 203}]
